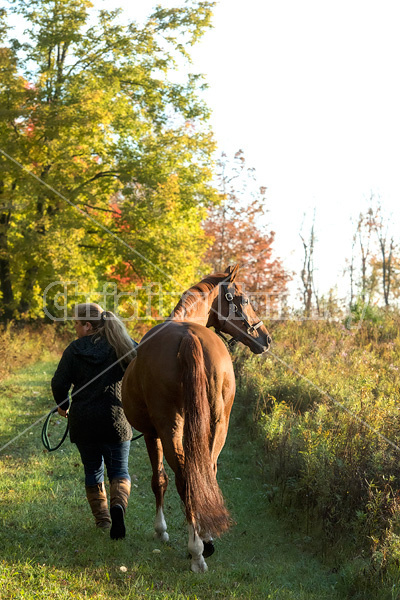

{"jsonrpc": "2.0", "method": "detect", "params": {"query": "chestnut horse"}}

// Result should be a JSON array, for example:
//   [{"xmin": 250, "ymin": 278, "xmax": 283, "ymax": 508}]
[{"xmin": 122, "ymin": 265, "xmax": 271, "ymax": 572}]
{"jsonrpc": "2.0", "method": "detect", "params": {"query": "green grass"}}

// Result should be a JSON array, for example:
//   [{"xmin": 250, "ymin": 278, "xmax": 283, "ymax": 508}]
[{"xmin": 0, "ymin": 357, "xmax": 341, "ymax": 600}]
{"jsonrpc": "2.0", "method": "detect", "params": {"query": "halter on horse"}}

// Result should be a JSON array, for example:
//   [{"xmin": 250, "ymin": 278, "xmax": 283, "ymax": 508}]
[{"xmin": 122, "ymin": 265, "xmax": 271, "ymax": 572}]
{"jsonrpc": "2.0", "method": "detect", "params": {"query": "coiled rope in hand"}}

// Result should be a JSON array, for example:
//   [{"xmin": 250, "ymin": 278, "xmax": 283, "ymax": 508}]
[{"xmin": 41, "ymin": 407, "xmax": 69, "ymax": 452}]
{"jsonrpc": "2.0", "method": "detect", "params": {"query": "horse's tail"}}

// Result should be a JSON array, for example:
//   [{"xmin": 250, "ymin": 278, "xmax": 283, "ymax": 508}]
[{"xmin": 179, "ymin": 330, "xmax": 231, "ymax": 538}]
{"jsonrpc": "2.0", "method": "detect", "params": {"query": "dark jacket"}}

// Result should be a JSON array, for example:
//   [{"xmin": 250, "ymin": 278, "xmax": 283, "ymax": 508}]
[{"xmin": 51, "ymin": 335, "xmax": 133, "ymax": 444}]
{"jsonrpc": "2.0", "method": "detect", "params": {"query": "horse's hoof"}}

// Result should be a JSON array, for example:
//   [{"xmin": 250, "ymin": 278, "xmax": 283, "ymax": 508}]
[
  {"xmin": 153, "ymin": 531, "xmax": 169, "ymax": 542},
  {"xmin": 191, "ymin": 559, "xmax": 208, "ymax": 573},
  {"xmin": 202, "ymin": 541, "xmax": 215, "ymax": 558}
]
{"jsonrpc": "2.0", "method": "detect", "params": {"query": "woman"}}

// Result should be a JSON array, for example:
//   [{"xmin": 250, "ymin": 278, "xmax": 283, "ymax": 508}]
[{"xmin": 51, "ymin": 303, "xmax": 137, "ymax": 540}]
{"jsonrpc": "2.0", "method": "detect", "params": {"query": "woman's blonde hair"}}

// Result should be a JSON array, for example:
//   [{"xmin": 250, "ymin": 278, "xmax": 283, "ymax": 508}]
[{"xmin": 73, "ymin": 303, "xmax": 136, "ymax": 366}]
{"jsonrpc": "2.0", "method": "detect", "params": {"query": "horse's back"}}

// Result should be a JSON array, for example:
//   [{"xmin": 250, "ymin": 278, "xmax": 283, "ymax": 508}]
[{"xmin": 122, "ymin": 321, "xmax": 235, "ymax": 434}]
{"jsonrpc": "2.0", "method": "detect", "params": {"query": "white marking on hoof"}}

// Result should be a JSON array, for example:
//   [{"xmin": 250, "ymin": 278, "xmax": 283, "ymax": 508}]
[
  {"xmin": 154, "ymin": 508, "xmax": 169, "ymax": 542},
  {"xmin": 153, "ymin": 530, "xmax": 169, "ymax": 542},
  {"xmin": 191, "ymin": 558, "xmax": 208, "ymax": 573},
  {"xmin": 188, "ymin": 524, "xmax": 208, "ymax": 573}
]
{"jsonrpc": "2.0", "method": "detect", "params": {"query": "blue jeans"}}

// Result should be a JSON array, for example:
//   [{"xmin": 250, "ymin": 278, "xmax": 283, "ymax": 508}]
[{"xmin": 76, "ymin": 441, "xmax": 131, "ymax": 486}]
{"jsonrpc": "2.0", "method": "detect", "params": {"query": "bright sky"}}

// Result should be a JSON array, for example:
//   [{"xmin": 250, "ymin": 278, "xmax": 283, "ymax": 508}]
[
  {"xmin": 11, "ymin": 0, "xmax": 400, "ymax": 300},
  {"xmin": 115, "ymin": 0, "xmax": 400, "ymax": 300}
]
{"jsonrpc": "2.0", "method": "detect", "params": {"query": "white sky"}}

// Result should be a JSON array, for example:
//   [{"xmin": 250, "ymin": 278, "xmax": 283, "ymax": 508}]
[
  {"xmin": 10, "ymin": 0, "xmax": 400, "ymax": 299},
  {"xmin": 116, "ymin": 0, "xmax": 400, "ymax": 300}
]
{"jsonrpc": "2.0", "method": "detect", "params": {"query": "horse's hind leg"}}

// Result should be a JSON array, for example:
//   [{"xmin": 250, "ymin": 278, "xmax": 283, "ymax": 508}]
[
  {"xmin": 162, "ymin": 439, "xmax": 209, "ymax": 572},
  {"xmin": 173, "ymin": 468, "xmax": 208, "ymax": 572},
  {"xmin": 188, "ymin": 523, "xmax": 208, "ymax": 573},
  {"xmin": 144, "ymin": 434, "xmax": 169, "ymax": 542}
]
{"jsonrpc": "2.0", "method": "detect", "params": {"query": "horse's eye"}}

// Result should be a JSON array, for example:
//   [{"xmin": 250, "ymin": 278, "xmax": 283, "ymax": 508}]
[{"xmin": 243, "ymin": 298, "xmax": 249, "ymax": 305}]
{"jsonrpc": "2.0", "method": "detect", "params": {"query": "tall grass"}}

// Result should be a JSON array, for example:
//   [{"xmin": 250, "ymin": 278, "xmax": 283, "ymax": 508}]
[
  {"xmin": 234, "ymin": 314, "xmax": 400, "ymax": 597},
  {"xmin": 0, "ymin": 322, "xmax": 71, "ymax": 383}
]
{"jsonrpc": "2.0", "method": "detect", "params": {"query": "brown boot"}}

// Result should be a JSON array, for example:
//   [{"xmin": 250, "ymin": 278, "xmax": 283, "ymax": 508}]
[
  {"xmin": 85, "ymin": 482, "xmax": 111, "ymax": 530},
  {"xmin": 110, "ymin": 478, "xmax": 131, "ymax": 540}
]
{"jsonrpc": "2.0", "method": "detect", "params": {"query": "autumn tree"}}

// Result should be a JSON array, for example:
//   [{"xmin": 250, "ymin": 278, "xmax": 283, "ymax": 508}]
[
  {"xmin": 299, "ymin": 212, "xmax": 319, "ymax": 317},
  {"xmin": 348, "ymin": 206, "xmax": 377, "ymax": 306},
  {"xmin": 373, "ymin": 205, "xmax": 396, "ymax": 307},
  {"xmin": 0, "ymin": 9, "xmax": 37, "ymax": 320},
  {"xmin": 348, "ymin": 201, "xmax": 397, "ymax": 308},
  {"xmin": 203, "ymin": 150, "xmax": 290, "ymax": 316},
  {"xmin": 0, "ymin": 0, "xmax": 218, "ymax": 321}
]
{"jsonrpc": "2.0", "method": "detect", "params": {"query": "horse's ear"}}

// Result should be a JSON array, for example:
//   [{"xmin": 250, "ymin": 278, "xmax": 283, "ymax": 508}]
[{"xmin": 225, "ymin": 264, "xmax": 239, "ymax": 282}]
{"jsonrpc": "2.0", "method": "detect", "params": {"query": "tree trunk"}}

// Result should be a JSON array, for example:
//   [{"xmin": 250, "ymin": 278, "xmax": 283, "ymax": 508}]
[
  {"xmin": 0, "ymin": 211, "xmax": 14, "ymax": 322},
  {"xmin": 18, "ymin": 265, "xmax": 39, "ymax": 314}
]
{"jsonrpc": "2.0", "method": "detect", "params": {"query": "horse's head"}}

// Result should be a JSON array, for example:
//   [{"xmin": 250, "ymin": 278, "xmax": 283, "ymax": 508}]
[{"xmin": 212, "ymin": 265, "xmax": 272, "ymax": 355}]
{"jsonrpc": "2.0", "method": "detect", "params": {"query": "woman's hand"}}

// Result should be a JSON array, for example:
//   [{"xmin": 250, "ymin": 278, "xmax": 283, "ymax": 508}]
[{"xmin": 57, "ymin": 407, "xmax": 68, "ymax": 418}]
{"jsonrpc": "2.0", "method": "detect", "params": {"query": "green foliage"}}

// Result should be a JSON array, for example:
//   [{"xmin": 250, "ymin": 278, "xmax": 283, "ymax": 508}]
[
  {"xmin": 235, "ymin": 316, "xmax": 400, "ymax": 597},
  {"xmin": 0, "ymin": 0, "xmax": 218, "ymax": 321},
  {"xmin": 347, "ymin": 297, "xmax": 387, "ymax": 326}
]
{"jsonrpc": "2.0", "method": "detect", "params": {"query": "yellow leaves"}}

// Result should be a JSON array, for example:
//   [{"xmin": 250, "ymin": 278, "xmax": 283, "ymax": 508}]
[{"xmin": 155, "ymin": 174, "xmax": 180, "ymax": 212}]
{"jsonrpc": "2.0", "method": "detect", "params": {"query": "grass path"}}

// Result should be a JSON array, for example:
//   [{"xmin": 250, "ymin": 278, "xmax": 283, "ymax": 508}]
[{"xmin": 0, "ymin": 357, "xmax": 342, "ymax": 599}]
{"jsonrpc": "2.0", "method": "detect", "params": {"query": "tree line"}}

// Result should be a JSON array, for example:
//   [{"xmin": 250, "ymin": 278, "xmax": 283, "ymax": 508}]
[{"xmin": 299, "ymin": 200, "xmax": 398, "ymax": 318}]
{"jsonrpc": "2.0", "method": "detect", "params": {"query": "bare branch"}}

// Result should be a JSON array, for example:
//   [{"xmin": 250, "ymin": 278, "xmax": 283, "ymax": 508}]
[{"xmin": 70, "ymin": 171, "xmax": 120, "ymax": 195}]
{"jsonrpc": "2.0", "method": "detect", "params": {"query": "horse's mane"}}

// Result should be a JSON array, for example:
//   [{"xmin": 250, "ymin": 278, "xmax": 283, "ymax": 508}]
[
  {"xmin": 171, "ymin": 272, "xmax": 227, "ymax": 317},
  {"xmin": 190, "ymin": 273, "xmax": 227, "ymax": 293}
]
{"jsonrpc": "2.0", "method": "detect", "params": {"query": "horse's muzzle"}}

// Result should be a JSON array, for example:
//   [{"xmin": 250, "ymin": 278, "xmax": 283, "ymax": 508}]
[{"xmin": 259, "ymin": 334, "xmax": 272, "ymax": 353}]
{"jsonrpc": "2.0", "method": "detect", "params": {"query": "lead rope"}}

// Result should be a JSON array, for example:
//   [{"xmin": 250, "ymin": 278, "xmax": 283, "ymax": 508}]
[
  {"xmin": 41, "ymin": 407, "xmax": 69, "ymax": 452},
  {"xmin": 41, "ymin": 407, "xmax": 143, "ymax": 452}
]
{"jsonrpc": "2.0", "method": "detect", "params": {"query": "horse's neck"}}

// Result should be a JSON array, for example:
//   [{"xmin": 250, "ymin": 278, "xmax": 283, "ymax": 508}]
[{"xmin": 170, "ymin": 286, "xmax": 218, "ymax": 327}]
